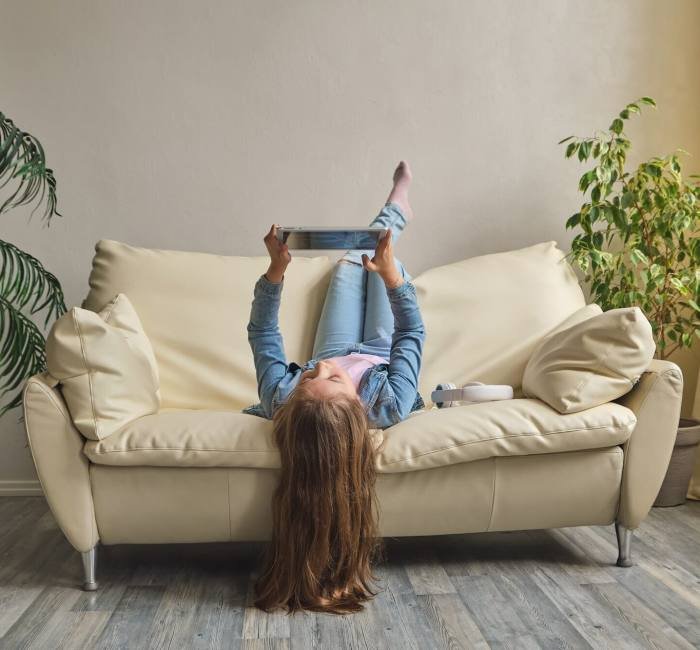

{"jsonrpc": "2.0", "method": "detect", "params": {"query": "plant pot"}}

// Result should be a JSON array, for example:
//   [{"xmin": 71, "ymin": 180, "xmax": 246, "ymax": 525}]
[{"xmin": 653, "ymin": 418, "xmax": 700, "ymax": 507}]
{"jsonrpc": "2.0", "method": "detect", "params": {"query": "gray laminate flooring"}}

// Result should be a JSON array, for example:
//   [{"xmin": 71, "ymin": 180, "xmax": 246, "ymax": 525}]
[{"xmin": 0, "ymin": 497, "xmax": 698, "ymax": 649}]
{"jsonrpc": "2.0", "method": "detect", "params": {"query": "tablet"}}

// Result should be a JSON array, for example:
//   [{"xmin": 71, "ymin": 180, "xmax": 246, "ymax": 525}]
[{"xmin": 276, "ymin": 227, "xmax": 386, "ymax": 250}]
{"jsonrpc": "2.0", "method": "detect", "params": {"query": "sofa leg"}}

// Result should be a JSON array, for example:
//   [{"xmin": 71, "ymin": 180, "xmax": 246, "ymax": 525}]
[
  {"xmin": 81, "ymin": 546, "xmax": 99, "ymax": 591},
  {"xmin": 615, "ymin": 522, "xmax": 634, "ymax": 567}
]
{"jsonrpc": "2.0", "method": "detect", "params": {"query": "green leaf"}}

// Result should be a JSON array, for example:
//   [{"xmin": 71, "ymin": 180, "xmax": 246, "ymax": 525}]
[
  {"xmin": 610, "ymin": 206, "xmax": 626, "ymax": 230},
  {"xmin": 578, "ymin": 141, "xmax": 592, "ymax": 161},
  {"xmin": 579, "ymin": 170, "xmax": 596, "ymax": 193},
  {"xmin": 621, "ymin": 192, "xmax": 635, "ymax": 208},
  {"xmin": 639, "ymin": 96, "xmax": 657, "ymax": 107},
  {"xmin": 630, "ymin": 249, "xmax": 649, "ymax": 265},
  {"xmin": 566, "ymin": 213, "xmax": 580, "ymax": 229},
  {"xmin": 0, "ymin": 294, "xmax": 50, "ymax": 416},
  {"xmin": 0, "ymin": 240, "xmax": 66, "ymax": 327},
  {"xmin": 670, "ymin": 277, "xmax": 689, "ymax": 294},
  {"xmin": 0, "ymin": 113, "xmax": 61, "ymax": 222},
  {"xmin": 610, "ymin": 118, "xmax": 624, "ymax": 134},
  {"xmin": 558, "ymin": 135, "xmax": 575, "ymax": 144}
]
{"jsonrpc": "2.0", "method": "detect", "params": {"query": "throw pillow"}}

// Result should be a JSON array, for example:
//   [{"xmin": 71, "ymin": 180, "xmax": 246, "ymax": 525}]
[
  {"xmin": 45, "ymin": 293, "xmax": 160, "ymax": 440},
  {"xmin": 522, "ymin": 306, "xmax": 655, "ymax": 413}
]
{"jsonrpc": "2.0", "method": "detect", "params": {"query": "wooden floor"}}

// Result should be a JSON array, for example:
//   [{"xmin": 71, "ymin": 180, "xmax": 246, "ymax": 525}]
[{"xmin": 0, "ymin": 498, "xmax": 698, "ymax": 649}]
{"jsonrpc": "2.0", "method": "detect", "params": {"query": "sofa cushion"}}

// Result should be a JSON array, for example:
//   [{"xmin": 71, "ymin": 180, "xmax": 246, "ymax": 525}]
[
  {"xmin": 82, "ymin": 239, "xmax": 332, "ymax": 411},
  {"xmin": 46, "ymin": 293, "xmax": 160, "ymax": 440},
  {"xmin": 522, "ymin": 307, "xmax": 656, "ymax": 413},
  {"xmin": 83, "ymin": 399, "xmax": 636, "ymax": 473},
  {"xmin": 413, "ymin": 241, "xmax": 586, "ymax": 402}
]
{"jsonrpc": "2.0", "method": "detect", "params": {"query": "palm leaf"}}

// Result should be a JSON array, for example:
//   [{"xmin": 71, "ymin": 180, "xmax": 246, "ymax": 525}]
[
  {"xmin": 0, "ymin": 239, "xmax": 66, "ymax": 327},
  {"xmin": 0, "ymin": 112, "xmax": 61, "ymax": 223},
  {"xmin": 0, "ymin": 110, "xmax": 66, "ymax": 417},
  {"xmin": 0, "ymin": 295, "xmax": 47, "ymax": 416}
]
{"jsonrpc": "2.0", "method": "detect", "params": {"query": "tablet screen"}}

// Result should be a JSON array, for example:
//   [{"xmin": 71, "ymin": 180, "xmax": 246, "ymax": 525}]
[{"xmin": 277, "ymin": 228, "xmax": 385, "ymax": 249}]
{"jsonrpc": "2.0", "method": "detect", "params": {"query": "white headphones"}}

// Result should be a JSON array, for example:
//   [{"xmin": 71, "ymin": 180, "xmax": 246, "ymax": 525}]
[{"xmin": 431, "ymin": 381, "xmax": 514, "ymax": 408}]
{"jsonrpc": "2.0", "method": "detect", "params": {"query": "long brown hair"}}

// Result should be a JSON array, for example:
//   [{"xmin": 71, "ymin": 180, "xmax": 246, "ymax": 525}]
[{"xmin": 254, "ymin": 389, "xmax": 381, "ymax": 614}]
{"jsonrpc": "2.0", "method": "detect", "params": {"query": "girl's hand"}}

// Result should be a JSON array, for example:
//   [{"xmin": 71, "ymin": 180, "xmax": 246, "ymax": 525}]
[
  {"xmin": 362, "ymin": 229, "xmax": 404, "ymax": 289},
  {"xmin": 264, "ymin": 224, "xmax": 291, "ymax": 283}
]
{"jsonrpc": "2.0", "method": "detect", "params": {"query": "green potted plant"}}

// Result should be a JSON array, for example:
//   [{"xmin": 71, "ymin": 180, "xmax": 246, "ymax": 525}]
[
  {"xmin": 1, "ymin": 112, "xmax": 66, "ymax": 417},
  {"xmin": 561, "ymin": 97, "xmax": 700, "ymax": 506}
]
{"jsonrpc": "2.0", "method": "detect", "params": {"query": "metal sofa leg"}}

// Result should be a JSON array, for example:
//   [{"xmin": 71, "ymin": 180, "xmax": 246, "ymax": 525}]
[
  {"xmin": 81, "ymin": 546, "xmax": 99, "ymax": 591},
  {"xmin": 615, "ymin": 522, "xmax": 634, "ymax": 567}
]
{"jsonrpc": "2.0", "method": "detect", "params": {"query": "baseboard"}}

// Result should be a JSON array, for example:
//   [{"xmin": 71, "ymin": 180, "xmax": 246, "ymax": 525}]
[{"xmin": 0, "ymin": 480, "xmax": 43, "ymax": 496}]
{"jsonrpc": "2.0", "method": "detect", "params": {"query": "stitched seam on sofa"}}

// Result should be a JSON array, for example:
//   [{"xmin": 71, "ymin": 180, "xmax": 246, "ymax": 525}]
[
  {"xmin": 226, "ymin": 471, "xmax": 232, "ymax": 540},
  {"xmin": 73, "ymin": 311, "xmax": 100, "ymax": 439},
  {"xmin": 487, "ymin": 457, "xmax": 497, "ymax": 531},
  {"xmin": 89, "ymin": 447, "xmax": 278, "ymax": 454},
  {"xmin": 23, "ymin": 388, "xmax": 50, "ymax": 499},
  {"xmin": 87, "ymin": 464, "xmax": 99, "ymax": 543},
  {"xmin": 24, "ymin": 384, "xmax": 98, "ymax": 549},
  {"xmin": 27, "ymin": 378, "xmax": 73, "ymax": 420},
  {"xmin": 52, "ymin": 370, "xmax": 93, "ymax": 381},
  {"xmin": 381, "ymin": 418, "xmax": 637, "ymax": 466},
  {"xmin": 101, "ymin": 294, "xmax": 119, "ymax": 324}
]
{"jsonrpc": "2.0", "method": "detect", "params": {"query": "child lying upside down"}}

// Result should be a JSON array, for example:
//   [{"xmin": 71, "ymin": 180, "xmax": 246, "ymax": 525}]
[{"xmin": 245, "ymin": 161, "xmax": 425, "ymax": 614}]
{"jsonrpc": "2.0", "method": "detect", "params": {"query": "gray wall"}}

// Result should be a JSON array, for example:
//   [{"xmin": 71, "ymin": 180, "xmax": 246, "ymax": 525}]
[{"xmin": 2, "ymin": 0, "xmax": 700, "ymax": 490}]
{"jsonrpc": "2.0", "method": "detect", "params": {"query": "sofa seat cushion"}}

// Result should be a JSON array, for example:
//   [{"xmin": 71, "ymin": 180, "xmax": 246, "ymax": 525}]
[{"xmin": 83, "ymin": 399, "xmax": 636, "ymax": 474}]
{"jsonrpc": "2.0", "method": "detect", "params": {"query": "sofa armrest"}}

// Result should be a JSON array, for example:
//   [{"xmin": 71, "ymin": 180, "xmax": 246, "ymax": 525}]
[
  {"xmin": 23, "ymin": 372, "xmax": 99, "ymax": 552},
  {"xmin": 614, "ymin": 359, "xmax": 683, "ymax": 529}
]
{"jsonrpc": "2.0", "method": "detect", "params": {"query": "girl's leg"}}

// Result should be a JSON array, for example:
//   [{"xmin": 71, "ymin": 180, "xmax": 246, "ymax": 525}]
[
  {"xmin": 362, "ymin": 257, "xmax": 411, "ymax": 352},
  {"xmin": 312, "ymin": 203, "xmax": 408, "ymax": 359},
  {"xmin": 357, "ymin": 162, "xmax": 414, "ymax": 355},
  {"xmin": 313, "ymin": 162, "xmax": 413, "ymax": 359},
  {"xmin": 312, "ymin": 260, "xmax": 365, "ymax": 359},
  {"xmin": 341, "ymin": 160, "xmax": 412, "ymax": 266}
]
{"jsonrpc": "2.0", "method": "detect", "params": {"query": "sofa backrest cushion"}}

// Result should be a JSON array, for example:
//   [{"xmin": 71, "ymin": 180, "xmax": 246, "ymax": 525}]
[
  {"xmin": 83, "ymin": 240, "xmax": 332, "ymax": 410},
  {"xmin": 522, "ymin": 306, "xmax": 656, "ymax": 413},
  {"xmin": 413, "ymin": 241, "xmax": 586, "ymax": 401},
  {"xmin": 46, "ymin": 293, "xmax": 160, "ymax": 440}
]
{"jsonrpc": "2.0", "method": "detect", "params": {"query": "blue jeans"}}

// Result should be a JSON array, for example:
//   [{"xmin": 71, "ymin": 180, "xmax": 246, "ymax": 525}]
[{"xmin": 312, "ymin": 202, "xmax": 411, "ymax": 360}]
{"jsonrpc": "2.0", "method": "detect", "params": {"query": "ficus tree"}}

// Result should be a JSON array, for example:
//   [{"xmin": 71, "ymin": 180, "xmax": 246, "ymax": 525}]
[
  {"xmin": 561, "ymin": 97, "xmax": 700, "ymax": 359},
  {"xmin": 0, "ymin": 112, "xmax": 66, "ymax": 416}
]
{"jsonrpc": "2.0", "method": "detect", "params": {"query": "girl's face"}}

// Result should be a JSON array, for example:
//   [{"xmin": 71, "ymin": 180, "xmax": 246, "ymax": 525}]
[{"xmin": 298, "ymin": 359, "xmax": 358, "ymax": 400}]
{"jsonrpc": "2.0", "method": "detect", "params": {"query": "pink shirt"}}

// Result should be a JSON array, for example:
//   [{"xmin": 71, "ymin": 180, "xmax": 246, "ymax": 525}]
[{"xmin": 325, "ymin": 353, "xmax": 390, "ymax": 390}]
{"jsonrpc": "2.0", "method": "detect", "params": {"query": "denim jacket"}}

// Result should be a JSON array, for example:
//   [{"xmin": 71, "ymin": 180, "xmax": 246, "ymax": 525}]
[{"xmin": 243, "ymin": 274, "xmax": 425, "ymax": 429}]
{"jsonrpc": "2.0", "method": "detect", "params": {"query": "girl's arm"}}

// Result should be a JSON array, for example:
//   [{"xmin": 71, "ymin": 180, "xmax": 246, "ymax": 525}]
[
  {"xmin": 384, "ymin": 281, "xmax": 425, "ymax": 419},
  {"xmin": 362, "ymin": 231, "xmax": 425, "ymax": 420},
  {"xmin": 246, "ymin": 225, "xmax": 292, "ymax": 418}
]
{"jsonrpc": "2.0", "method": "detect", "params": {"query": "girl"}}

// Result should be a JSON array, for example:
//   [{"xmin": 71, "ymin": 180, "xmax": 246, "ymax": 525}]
[{"xmin": 245, "ymin": 161, "xmax": 425, "ymax": 614}]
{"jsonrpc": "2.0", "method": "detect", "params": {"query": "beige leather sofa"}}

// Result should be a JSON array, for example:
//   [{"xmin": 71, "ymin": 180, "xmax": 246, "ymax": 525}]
[{"xmin": 23, "ymin": 239, "xmax": 683, "ymax": 591}]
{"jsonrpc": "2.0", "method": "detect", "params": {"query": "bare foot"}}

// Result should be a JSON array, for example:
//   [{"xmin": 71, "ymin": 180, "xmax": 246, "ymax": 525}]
[{"xmin": 386, "ymin": 160, "xmax": 413, "ymax": 221}]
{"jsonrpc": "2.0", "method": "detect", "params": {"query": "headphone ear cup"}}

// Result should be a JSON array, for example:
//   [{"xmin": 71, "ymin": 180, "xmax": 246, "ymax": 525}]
[{"xmin": 434, "ymin": 383, "xmax": 457, "ymax": 408}]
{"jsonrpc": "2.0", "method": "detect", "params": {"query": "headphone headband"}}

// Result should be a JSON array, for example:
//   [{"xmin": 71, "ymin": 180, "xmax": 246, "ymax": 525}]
[{"xmin": 431, "ymin": 382, "xmax": 513, "ymax": 408}]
